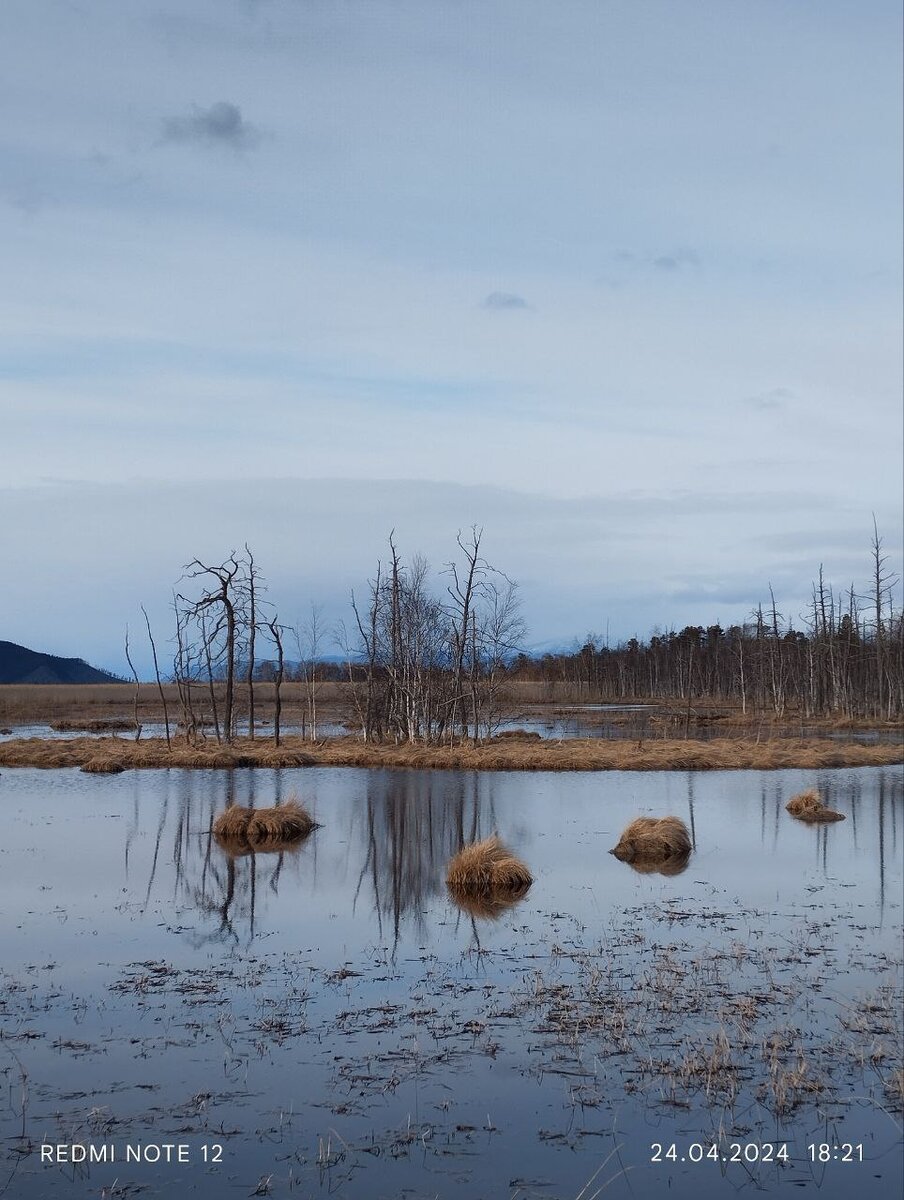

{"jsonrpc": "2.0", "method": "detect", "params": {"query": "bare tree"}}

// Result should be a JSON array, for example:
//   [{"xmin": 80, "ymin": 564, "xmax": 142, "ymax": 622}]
[
  {"xmin": 267, "ymin": 617, "xmax": 286, "ymax": 747},
  {"xmin": 142, "ymin": 604, "xmax": 170, "ymax": 749},
  {"xmin": 124, "ymin": 626, "xmax": 142, "ymax": 742},
  {"xmin": 180, "ymin": 554, "xmax": 242, "ymax": 742}
]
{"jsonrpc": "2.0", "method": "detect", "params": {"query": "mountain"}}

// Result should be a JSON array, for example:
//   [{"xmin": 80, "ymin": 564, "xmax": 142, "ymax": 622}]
[{"xmin": 0, "ymin": 640, "xmax": 121, "ymax": 685}]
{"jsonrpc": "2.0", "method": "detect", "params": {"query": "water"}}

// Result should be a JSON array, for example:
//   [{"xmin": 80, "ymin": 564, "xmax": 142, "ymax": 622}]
[{"xmin": 0, "ymin": 764, "xmax": 901, "ymax": 1198}]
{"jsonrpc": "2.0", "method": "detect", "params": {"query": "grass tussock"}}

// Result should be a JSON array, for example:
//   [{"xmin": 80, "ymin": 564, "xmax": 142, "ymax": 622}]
[
  {"xmin": 785, "ymin": 788, "xmax": 846, "ymax": 822},
  {"xmin": 446, "ymin": 834, "xmax": 533, "ymax": 900},
  {"xmin": 610, "ymin": 816, "xmax": 692, "ymax": 864},
  {"xmin": 212, "ymin": 798, "xmax": 316, "ymax": 855},
  {"xmin": 80, "ymin": 757, "xmax": 126, "ymax": 774},
  {"xmin": 0, "ymin": 734, "xmax": 900, "ymax": 773}
]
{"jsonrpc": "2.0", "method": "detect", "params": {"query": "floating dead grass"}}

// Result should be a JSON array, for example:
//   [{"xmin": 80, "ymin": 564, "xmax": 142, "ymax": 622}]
[
  {"xmin": 212, "ymin": 798, "xmax": 317, "ymax": 855},
  {"xmin": 785, "ymin": 788, "xmax": 846, "ymax": 823},
  {"xmin": 445, "ymin": 834, "xmax": 533, "ymax": 909},
  {"xmin": 610, "ymin": 816, "xmax": 692, "ymax": 864}
]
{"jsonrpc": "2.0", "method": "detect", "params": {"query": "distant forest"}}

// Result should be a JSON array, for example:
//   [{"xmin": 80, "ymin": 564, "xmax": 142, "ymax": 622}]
[{"xmin": 146, "ymin": 523, "xmax": 902, "ymax": 746}]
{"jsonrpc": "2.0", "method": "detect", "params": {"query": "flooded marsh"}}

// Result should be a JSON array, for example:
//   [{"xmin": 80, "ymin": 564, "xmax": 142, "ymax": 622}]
[{"xmin": 0, "ymin": 765, "xmax": 901, "ymax": 1198}]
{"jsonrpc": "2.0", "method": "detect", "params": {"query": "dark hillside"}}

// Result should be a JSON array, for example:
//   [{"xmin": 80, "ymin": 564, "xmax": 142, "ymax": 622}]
[{"xmin": 0, "ymin": 640, "xmax": 120, "ymax": 685}]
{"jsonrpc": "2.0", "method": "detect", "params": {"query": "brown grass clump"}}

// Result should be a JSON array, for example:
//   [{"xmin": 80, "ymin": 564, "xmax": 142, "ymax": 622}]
[
  {"xmin": 212, "ymin": 798, "xmax": 316, "ymax": 854},
  {"xmin": 446, "ymin": 834, "xmax": 533, "ymax": 900},
  {"xmin": 785, "ymin": 789, "xmax": 845, "ymax": 822},
  {"xmin": 80, "ymin": 758, "xmax": 125, "ymax": 774},
  {"xmin": 610, "ymin": 816, "xmax": 692, "ymax": 864}
]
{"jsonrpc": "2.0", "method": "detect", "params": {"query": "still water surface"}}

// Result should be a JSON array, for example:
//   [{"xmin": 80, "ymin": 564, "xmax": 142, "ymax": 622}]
[{"xmin": 0, "ymin": 764, "xmax": 901, "ymax": 1198}]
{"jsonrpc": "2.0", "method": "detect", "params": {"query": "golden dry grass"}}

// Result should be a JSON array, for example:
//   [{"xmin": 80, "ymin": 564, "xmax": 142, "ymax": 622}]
[
  {"xmin": 0, "ymin": 734, "xmax": 900, "ymax": 773},
  {"xmin": 610, "ymin": 815, "xmax": 692, "ymax": 863},
  {"xmin": 212, "ymin": 798, "xmax": 316, "ymax": 855},
  {"xmin": 80, "ymin": 757, "xmax": 126, "ymax": 774},
  {"xmin": 785, "ymin": 789, "xmax": 846, "ymax": 823},
  {"xmin": 446, "ymin": 834, "xmax": 533, "ymax": 897}
]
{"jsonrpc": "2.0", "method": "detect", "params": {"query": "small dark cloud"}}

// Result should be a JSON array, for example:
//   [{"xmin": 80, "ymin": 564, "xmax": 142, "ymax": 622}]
[
  {"xmin": 742, "ymin": 387, "xmax": 793, "ymax": 412},
  {"xmin": 483, "ymin": 291, "xmax": 529, "ymax": 311},
  {"xmin": 653, "ymin": 249, "xmax": 699, "ymax": 272},
  {"xmin": 161, "ymin": 101, "xmax": 259, "ymax": 149}
]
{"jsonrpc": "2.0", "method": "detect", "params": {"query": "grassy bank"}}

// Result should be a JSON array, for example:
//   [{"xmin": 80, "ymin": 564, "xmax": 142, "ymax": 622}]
[{"xmin": 0, "ymin": 734, "xmax": 900, "ymax": 772}]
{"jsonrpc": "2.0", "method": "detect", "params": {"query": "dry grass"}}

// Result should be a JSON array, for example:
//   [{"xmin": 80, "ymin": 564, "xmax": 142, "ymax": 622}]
[
  {"xmin": 0, "ymin": 734, "xmax": 900, "ymax": 773},
  {"xmin": 446, "ymin": 834, "xmax": 533, "ymax": 898},
  {"xmin": 212, "ymin": 798, "xmax": 316, "ymax": 855},
  {"xmin": 79, "ymin": 757, "xmax": 126, "ymax": 774},
  {"xmin": 785, "ymin": 788, "xmax": 846, "ymax": 822},
  {"xmin": 610, "ymin": 816, "xmax": 692, "ymax": 864}
]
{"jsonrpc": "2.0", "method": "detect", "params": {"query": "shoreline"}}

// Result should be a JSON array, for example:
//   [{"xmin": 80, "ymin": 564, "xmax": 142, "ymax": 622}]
[{"xmin": 1, "ymin": 734, "xmax": 901, "ymax": 772}]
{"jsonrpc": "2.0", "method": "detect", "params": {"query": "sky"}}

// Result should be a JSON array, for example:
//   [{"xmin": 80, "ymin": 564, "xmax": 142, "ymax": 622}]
[{"xmin": 1, "ymin": 0, "xmax": 901, "ymax": 675}]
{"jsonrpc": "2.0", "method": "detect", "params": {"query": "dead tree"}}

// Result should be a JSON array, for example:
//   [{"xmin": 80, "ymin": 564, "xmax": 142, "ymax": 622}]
[
  {"xmin": 244, "ymin": 543, "xmax": 259, "ymax": 739},
  {"xmin": 267, "ymin": 617, "xmax": 285, "ymax": 747},
  {"xmin": 124, "ymin": 626, "xmax": 142, "ymax": 742},
  {"xmin": 142, "ymin": 605, "xmax": 170, "ymax": 748},
  {"xmin": 180, "ymin": 554, "xmax": 241, "ymax": 742}
]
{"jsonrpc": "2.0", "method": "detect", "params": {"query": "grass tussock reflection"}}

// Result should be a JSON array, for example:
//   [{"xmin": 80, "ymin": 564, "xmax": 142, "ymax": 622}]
[
  {"xmin": 447, "ymin": 879, "xmax": 533, "ymax": 920},
  {"xmin": 445, "ymin": 835, "xmax": 533, "ymax": 910},
  {"xmin": 786, "ymin": 788, "xmax": 846, "ymax": 822},
  {"xmin": 624, "ymin": 848, "xmax": 692, "ymax": 876},
  {"xmin": 212, "ymin": 798, "xmax": 317, "ymax": 856},
  {"xmin": 610, "ymin": 815, "xmax": 692, "ymax": 864}
]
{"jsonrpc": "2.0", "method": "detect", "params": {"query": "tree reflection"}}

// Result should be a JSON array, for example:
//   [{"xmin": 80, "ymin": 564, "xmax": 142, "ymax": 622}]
[
  {"xmin": 354, "ymin": 772, "xmax": 506, "ymax": 949},
  {"xmin": 126, "ymin": 769, "xmax": 316, "ymax": 947}
]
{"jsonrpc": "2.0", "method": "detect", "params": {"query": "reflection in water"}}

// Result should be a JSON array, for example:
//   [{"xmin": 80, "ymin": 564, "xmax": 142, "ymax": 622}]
[
  {"xmin": 122, "ymin": 770, "xmax": 320, "ymax": 947},
  {"xmin": 624, "ymin": 850, "xmax": 691, "ymax": 877},
  {"xmin": 115, "ymin": 765, "xmax": 901, "ymax": 948},
  {"xmin": 446, "ymin": 880, "xmax": 532, "ymax": 921},
  {"xmin": 354, "ymin": 772, "xmax": 507, "ymax": 946}
]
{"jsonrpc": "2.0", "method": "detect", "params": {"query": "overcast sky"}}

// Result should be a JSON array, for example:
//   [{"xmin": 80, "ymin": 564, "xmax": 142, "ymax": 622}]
[{"xmin": 1, "ymin": 0, "xmax": 901, "ymax": 674}]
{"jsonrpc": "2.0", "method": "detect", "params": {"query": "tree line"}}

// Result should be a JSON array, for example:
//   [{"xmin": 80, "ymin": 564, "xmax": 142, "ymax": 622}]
[
  {"xmin": 509, "ymin": 525, "xmax": 903, "ymax": 721},
  {"xmin": 136, "ymin": 522, "xmax": 901, "ymax": 744}
]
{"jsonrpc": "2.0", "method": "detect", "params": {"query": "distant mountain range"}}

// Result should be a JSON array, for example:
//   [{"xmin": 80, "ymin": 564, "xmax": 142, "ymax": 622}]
[{"xmin": 0, "ymin": 640, "xmax": 120, "ymax": 685}]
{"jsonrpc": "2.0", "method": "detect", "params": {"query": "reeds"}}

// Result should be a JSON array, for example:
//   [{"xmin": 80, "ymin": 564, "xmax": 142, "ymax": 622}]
[
  {"xmin": 446, "ymin": 835, "xmax": 533, "ymax": 909},
  {"xmin": 785, "ymin": 788, "xmax": 846, "ymax": 822},
  {"xmin": 610, "ymin": 816, "xmax": 692, "ymax": 864},
  {"xmin": 212, "ymin": 798, "xmax": 317, "ymax": 855}
]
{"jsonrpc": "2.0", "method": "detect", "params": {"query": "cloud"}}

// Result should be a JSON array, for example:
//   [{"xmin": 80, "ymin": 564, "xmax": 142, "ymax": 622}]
[
  {"xmin": 161, "ymin": 101, "xmax": 259, "ymax": 149},
  {"xmin": 483, "ymin": 291, "xmax": 529, "ymax": 310},
  {"xmin": 742, "ymin": 387, "xmax": 793, "ymax": 411},
  {"xmin": 653, "ymin": 249, "xmax": 700, "ymax": 272}
]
